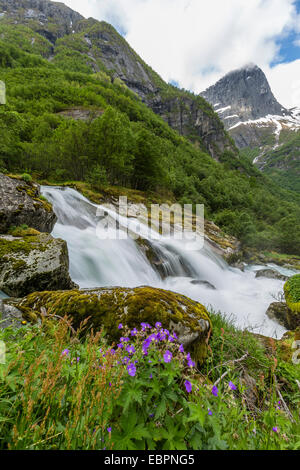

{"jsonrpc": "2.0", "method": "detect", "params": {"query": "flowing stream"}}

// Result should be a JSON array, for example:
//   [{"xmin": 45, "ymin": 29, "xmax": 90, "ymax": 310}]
[{"xmin": 42, "ymin": 186, "xmax": 298, "ymax": 339}]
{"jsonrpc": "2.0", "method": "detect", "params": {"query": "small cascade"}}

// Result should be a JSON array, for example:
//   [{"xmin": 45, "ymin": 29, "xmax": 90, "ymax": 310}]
[{"xmin": 42, "ymin": 185, "xmax": 296, "ymax": 338}]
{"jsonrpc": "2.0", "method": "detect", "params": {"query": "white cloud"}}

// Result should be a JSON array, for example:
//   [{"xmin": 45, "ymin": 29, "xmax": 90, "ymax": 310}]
[
  {"xmin": 63, "ymin": 0, "xmax": 300, "ymax": 108},
  {"xmin": 266, "ymin": 59, "xmax": 300, "ymax": 108}
]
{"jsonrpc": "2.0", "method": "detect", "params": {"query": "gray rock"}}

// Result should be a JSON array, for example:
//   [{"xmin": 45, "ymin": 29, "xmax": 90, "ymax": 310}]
[
  {"xmin": 266, "ymin": 302, "xmax": 294, "ymax": 330},
  {"xmin": 255, "ymin": 269, "xmax": 288, "ymax": 281},
  {"xmin": 231, "ymin": 262, "xmax": 245, "ymax": 272},
  {"xmin": 0, "ymin": 233, "xmax": 77, "ymax": 297},
  {"xmin": 0, "ymin": 298, "xmax": 24, "ymax": 329},
  {"xmin": 201, "ymin": 64, "xmax": 288, "ymax": 129},
  {"xmin": 0, "ymin": 174, "xmax": 57, "ymax": 233},
  {"xmin": 190, "ymin": 280, "xmax": 216, "ymax": 290},
  {"xmin": 200, "ymin": 64, "xmax": 300, "ymax": 166}
]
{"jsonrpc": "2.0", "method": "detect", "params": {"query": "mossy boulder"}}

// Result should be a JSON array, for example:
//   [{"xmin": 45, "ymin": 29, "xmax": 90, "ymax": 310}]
[
  {"xmin": 277, "ymin": 328, "xmax": 300, "ymax": 363},
  {"xmin": 284, "ymin": 274, "xmax": 300, "ymax": 329},
  {"xmin": 0, "ymin": 233, "xmax": 77, "ymax": 297},
  {"xmin": 0, "ymin": 173, "xmax": 57, "ymax": 234},
  {"xmin": 266, "ymin": 302, "xmax": 292, "ymax": 329},
  {"xmin": 16, "ymin": 286, "xmax": 212, "ymax": 364}
]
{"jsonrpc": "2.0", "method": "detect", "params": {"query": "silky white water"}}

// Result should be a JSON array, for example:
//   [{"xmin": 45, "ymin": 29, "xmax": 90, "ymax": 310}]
[{"xmin": 42, "ymin": 186, "xmax": 298, "ymax": 339}]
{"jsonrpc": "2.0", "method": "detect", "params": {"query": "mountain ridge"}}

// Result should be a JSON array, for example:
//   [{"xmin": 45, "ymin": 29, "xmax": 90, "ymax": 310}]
[{"xmin": 0, "ymin": 0, "xmax": 236, "ymax": 160}]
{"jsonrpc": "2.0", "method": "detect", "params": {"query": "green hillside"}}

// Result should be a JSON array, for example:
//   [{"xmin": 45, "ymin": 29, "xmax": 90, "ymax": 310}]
[
  {"xmin": 0, "ymin": 30, "xmax": 299, "ymax": 254},
  {"xmin": 263, "ymin": 131, "xmax": 300, "ymax": 193}
]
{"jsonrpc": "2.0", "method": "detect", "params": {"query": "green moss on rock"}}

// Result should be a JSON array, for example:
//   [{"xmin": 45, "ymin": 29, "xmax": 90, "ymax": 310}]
[
  {"xmin": 17, "ymin": 286, "xmax": 212, "ymax": 364},
  {"xmin": 284, "ymin": 275, "xmax": 300, "ymax": 328}
]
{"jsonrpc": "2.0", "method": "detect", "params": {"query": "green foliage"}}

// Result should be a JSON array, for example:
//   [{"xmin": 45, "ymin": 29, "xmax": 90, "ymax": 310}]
[
  {"xmin": 21, "ymin": 173, "xmax": 32, "ymax": 183},
  {"xmin": 0, "ymin": 315, "xmax": 299, "ymax": 450},
  {"xmin": 87, "ymin": 165, "xmax": 108, "ymax": 189},
  {"xmin": 0, "ymin": 24, "xmax": 53, "ymax": 57},
  {"xmin": 263, "ymin": 131, "xmax": 300, "ymax": 193},
  {"xmin": 0, "ymin": 36, "xmax": 299, "ymax": 254},
  {"xmin": 284, "ymin": 274, "xmax": 300, "ymax": 313}
]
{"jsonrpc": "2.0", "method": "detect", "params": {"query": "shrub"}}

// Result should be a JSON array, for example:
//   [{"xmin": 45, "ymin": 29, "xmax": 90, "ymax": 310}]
[{"xmin": 21, "ymin": 173, "xmax": 32, "ymax": 183}]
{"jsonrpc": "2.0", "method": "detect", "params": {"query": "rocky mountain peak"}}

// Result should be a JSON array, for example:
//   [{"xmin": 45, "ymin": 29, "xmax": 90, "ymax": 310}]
[{"xmin": 201, "ymin": 64, "xmax": 288, "ymax": 126}]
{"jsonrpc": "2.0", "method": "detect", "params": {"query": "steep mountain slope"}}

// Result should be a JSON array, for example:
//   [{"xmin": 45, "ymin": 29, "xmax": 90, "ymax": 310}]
[
  {"xmin": 0, "ymin": 0, "xmax": 300, "ymax": 255},
  {"xmin": 201, "ymin": 64, "xmax": 300, "ymax": 192},
  {"xmin": 253, "ymin": 131, "xmax": 300, "ymax": 193},
  {"xmin": 0, "ymin": 0, "xmax": 235, "ymax": 160}
]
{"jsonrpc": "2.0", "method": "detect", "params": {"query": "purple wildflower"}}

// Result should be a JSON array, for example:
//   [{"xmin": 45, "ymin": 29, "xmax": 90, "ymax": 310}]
[
  {"xmin": 212, "ymin": 385, "xmax": 218, "ymax": 397},
  {"xmin": 229, "ymin": 381, "xmax": 237, "ymax": 391},
  {"xmin": 272, "ymin": 427, "xmax": 278, "ymax": 433},
  {"xmin": 126, "ymin": 345, "xmax": 135, "ymax": 355},
  {"xmin": 208, "ymin": 409, "xmax": 213, "ymax": 416},
  {"xmin": 120, "ymin": 337, "xmax": 129, "ymax": 343},
  {"xmin": 117, "ymin": 343, "xmax": 124, "ymax": 349},
  {"xmin": 155, "ymin": 322, "xmax": 162, "ymax": 328},
  {"xmin": 127, "ymin": 363, "xmax": 136, "ymax": 377},
  {"xmin": 187, "ymin": 358, "xmax": 196, "ymax": 368},
  {"xmin": 179, "ymin": 344, "xmax": 184, "ymax": 353},
  {"xmin": 107, "ymin": 427, "xmax": 112, "ymax": 433},
  {"xmin": 163, "ymin": 350, "xmax": 172, "ymax": 363},
  {"xmin": 184, "ymin": 380, "xmax": 192, "ymax": 393},
  {"xmin": 131, "ymin": 328, "xmax": 137, "ymax": 336},
  {"xmin": 118, "ymin": 324, "xmax": 123, "ymax": 329},
  {"xmin": 61, "ymin": 349, "xmax": 69, "ymax": 356}
]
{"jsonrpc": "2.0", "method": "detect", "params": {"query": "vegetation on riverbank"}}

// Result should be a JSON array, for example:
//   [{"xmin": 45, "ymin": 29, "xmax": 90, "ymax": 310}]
[{"xmin": 0, "ymin": 311, "xmax": 299, "ymax": 450}]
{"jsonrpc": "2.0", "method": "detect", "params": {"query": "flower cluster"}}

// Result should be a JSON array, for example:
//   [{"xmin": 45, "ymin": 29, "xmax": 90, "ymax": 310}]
[{"xmin": 115, "ymin": 322, "xmax": 194, "ymax": 381}]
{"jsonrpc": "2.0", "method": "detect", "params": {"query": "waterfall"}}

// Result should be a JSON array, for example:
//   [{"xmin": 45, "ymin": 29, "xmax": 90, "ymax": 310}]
[{"xmin": 41, "ymin": 186, "xmax": 297, "ymax": 338}]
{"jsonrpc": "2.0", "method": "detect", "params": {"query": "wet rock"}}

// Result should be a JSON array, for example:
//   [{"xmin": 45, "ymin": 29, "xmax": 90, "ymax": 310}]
[
  {"xmin": 255, "ymin": 268, "xmax": 288, "ymax": 281},
  {"xmin": 0, "ymin": 174, "xmax": 57, "ymax": 234},
  {"xmin": 266, "ymin": 301, "xmax": 297, "ymax": 330},
  {"xmin": 190, "ymin": 280, "xmax": 216, "ymax": 290}
]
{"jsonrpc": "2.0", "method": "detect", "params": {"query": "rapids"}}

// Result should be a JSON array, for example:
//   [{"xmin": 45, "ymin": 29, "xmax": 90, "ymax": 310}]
[{"xmin": 41, "ymin": 186, "xmax": 298, "ymax": 338}]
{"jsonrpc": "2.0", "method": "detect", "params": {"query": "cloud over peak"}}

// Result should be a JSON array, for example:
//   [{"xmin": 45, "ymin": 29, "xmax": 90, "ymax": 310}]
[{"xmin": 64, "ymin": 0, "xmax": 300, "ymax": 108}]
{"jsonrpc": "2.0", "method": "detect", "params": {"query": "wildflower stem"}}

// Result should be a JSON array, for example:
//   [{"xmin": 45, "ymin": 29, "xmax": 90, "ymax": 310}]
[{"xmin": 274, "ymin": 376, "xmax": 295, "ymax": 423}]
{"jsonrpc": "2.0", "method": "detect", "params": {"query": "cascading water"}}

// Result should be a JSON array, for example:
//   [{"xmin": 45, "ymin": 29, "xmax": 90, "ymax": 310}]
[{"xmin": 42, "ymin": 186, "xmax": 298, "ymax": 339}]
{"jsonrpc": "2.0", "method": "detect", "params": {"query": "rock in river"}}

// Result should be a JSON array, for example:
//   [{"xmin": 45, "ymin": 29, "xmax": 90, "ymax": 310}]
[
  {"xmin": 0, "ymin": 232, "xmax": 77, "ymax": 297},
  {"xmin": 0, "ymin": 174, "xmax": 57, "ymax": 233}
]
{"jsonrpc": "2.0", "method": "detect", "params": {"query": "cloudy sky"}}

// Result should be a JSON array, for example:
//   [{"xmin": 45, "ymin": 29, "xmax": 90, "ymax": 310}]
[{"xmin": 64, "ymin": 0, "xmax": 300, "ymax": 108}]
